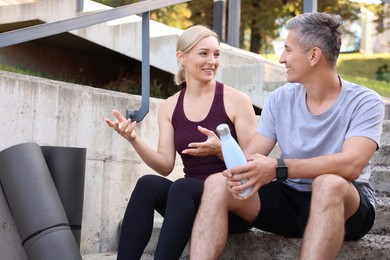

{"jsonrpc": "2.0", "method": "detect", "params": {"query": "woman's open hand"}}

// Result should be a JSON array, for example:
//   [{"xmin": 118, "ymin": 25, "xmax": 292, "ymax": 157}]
[
  {"xmin": 182, "ymin": 126, "xmax": 222, "ymax": 158},
  {"xmin": 104, "ymin": 109, "xmax": 137, "ymax": 142}
]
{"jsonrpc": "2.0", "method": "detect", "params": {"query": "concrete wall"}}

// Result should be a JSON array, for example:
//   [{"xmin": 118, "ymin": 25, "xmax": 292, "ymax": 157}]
[
  {"xmin": 0, "ymin": 0, "xmax": 287, "ymax": 111},
  {"xmin": 0, "ymin": 0, "xmax": 76, "ymax": 24},
  {"xmin": 0, "ymin": 1, "xmax": 287, "ymax": 258},
  {"xmin": 0, "ymin": 70, "xmax": 184, "ymax": 258}
]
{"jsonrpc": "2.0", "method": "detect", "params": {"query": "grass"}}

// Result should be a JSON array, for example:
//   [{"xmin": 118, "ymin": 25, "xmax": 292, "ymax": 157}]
[
  {"xmin": 0, "ymin": 64, "xmax": 44, "ymax": 78},
  {"xmin": 337, "ymin": 53, "xmax": 390, "ymax": 98},
  {"xmin": 0, "ymin": 64, "xmax": 82, "ymax": 84}
]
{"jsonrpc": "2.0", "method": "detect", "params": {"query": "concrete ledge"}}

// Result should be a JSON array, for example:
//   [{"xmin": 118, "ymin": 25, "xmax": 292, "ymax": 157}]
[
  {"xmin": 371, "ymin": 142, "xmax": 390, "ymax": 166},
  {"xmin": 87, "ymin": 196, "xmax": 390, "ymax": 260},
  {"xmin": 82, "ymin": 231, "xmax": 390, "ymax": 260},
  {"xmin": 373, "ymin": 196, "xmax": 390, "ymax": 235},
  {"xmin": 220, "ymin": 230, "xmax": 390, "ymax": 260},
  {"xmin": 371, "ymin": 167, "xmax": 390, "ymax": 197},
  {"xmin": 382, "ymin": 120, "xmax": 390, "ymax": 142}
]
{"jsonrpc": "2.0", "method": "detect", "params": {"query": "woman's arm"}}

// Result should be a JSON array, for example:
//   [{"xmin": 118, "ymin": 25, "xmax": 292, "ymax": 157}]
[{"xmin": 104, "ymin": 99, "xmax": 177, "ymax": 176}]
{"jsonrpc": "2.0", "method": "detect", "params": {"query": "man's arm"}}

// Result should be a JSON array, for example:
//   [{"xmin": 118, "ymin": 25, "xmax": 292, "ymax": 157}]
[
  {"xmin": 244, "ymin": 132, "xmax": 277, "ymax": 156},
  {"xmin": 285, "ymin": 136, "xmax": 377, "ymax": 181},
  {"xmin": 227, "ymin": 135, "xmax": 377, "ymax": 199}
]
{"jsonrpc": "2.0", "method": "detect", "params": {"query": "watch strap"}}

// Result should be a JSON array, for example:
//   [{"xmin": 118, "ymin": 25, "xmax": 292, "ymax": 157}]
[{"xmin": 276, "ymin": 158, "xmax": 288, "ymax": 182}]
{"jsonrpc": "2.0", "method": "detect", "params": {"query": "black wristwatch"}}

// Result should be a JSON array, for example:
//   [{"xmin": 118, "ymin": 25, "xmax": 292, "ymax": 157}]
[{"xmin": 276, "ymin": 158, "xmax": 288, "ymax": 182}]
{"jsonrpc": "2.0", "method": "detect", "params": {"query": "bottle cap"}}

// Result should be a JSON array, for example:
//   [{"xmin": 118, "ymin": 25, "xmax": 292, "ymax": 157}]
[{"xmin": 216, "ymin": 123, "xmax": 230, "ymax": 137}]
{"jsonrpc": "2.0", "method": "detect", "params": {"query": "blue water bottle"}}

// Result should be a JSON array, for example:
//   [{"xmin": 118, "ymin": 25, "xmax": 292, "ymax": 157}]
[{"xmin": 216, "ymin": 123, "xmax": 252, "ymax": 197}]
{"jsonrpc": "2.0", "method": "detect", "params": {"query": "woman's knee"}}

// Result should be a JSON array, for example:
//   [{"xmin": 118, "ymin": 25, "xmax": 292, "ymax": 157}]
[
  {"xmin": 166, "ymin": 178, "xmax": 204, "ymax": 211},
  {"xmin": 132, "ymin": 175, "xmax": 172, "ymax": 199},
  {"xmin": 169, "ymin": 178, "xmax": 203, "ymax": 196},
  {"xmin": 130, "ymin": 175, "xmax": 172, "ymax": 215},
  {"xmin": 136, "ymin": 174, "xmax": 167, "ymax": 188}
]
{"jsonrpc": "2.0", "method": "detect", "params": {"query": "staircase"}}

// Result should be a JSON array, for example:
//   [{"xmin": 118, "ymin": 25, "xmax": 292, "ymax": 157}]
[
  {"xmin": 1, "ymin": 1, "xmax": 388, "ymax": 259},
  {"xmin": 83, "ymin": 101, "xmax": 390, "ymax": 259}
]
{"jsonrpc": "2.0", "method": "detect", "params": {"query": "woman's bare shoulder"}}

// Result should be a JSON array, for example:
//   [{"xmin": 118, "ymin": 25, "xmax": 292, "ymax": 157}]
[
  {"xmin": 222, "ymin": 84, "xmax": 251, "ymax": 102},
  {"xmin": 159, "ymin": 90, "xmax": 181, "ymax": 116}
]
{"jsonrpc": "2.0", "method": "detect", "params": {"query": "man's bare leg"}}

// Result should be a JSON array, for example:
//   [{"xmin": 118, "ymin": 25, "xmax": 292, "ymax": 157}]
[
  {"xmin": 300, "ymin": 174, "xmax": 360, "ymax": 260},
  {"xmin": 190, "ymin": 174, "xmax": 231, "ymax": 260},
  {"xmin": 190, "ymin": 173, "xmax": 260, "ymax": 260}
]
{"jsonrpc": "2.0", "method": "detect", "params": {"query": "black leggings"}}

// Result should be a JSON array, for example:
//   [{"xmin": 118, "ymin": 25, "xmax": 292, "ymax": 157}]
[{"xmin": 116, "ymin": 175, "xmax": 204, "ymax": 260}]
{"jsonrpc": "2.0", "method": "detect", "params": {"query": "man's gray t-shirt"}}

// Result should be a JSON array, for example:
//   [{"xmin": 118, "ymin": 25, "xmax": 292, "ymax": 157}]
[{"xmin": 257, "ymin": 78, "xmax": 385, "ymax": 208}]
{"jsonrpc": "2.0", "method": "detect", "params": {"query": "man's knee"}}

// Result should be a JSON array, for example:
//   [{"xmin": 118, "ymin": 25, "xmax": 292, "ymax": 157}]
[
  {"xmin": 311, "ymin": 174, "xmax": 351, "ymax": 208},
  {"xmin": 202, "ymin": 173, "xmax": 231, "ymax": 203},
  {"xmin": 204, "ymin": 172, "xmax": 225, "ymax": 190}
]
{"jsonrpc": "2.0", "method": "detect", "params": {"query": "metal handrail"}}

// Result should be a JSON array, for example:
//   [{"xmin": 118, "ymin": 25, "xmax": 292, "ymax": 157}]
[
  {"xmin": 0, "ymin": 0, "xmax": 190, "ymax": 121},
  {"xmin": 127, "ymin": 10, "xmax": 150, "ymax": 122}
]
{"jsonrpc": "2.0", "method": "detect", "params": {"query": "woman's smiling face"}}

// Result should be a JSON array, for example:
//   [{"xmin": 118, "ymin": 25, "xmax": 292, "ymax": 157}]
[{"xmin": 182, "ymin": 35, "xmax": 220, "ymax": 83}]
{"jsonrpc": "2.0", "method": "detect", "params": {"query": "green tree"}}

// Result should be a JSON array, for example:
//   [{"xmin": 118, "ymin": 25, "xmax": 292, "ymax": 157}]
[
  {"xmin": 93, "ymin": 0, "xmax": 385, "ymax": 55},
  {"xmin": 183, "ymin": 0, "xmax": 367, "ymax": 54},
  {"xmin": 241, "ymin": 0, "xmax": 285, "ymax": 53},
  {"xmin": 94, "ymin": 0, "xmax": 193, "ymax": 29}
]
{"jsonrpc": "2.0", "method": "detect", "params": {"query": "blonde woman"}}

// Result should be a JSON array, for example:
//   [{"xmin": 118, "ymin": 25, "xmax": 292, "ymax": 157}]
[{"xmin": 105, "ymin": 25, "xmax": 257, "ymax": 260}]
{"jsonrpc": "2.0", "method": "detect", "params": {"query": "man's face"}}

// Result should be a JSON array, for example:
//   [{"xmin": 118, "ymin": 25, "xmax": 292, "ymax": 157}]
[{"xmin": 279, "ymin": 30, "xmax": 313, "ymax": 83}]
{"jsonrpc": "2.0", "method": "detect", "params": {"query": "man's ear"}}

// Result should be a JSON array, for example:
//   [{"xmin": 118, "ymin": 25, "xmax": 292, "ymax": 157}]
[
  {"xmin": 176, "ymin": 51, "xmax": 185, "ymax": 65},
  {"xmin": 310, "ymin": 47, "xmax": 322, "ymax": 66}
]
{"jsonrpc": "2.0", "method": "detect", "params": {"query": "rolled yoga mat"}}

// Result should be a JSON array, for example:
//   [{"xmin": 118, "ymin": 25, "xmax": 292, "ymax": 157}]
[
  {"xmin": 41, "ymin": 145, "xmax": 86, "ymax": 247},
  {"xmin": 0, "ymin": 142, "xmax": 82, "ymax": 260}
]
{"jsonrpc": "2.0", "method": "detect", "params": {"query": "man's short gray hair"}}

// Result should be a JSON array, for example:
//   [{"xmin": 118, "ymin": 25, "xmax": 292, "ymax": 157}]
[{"xmin": 286, "ymin": 12, "xmax": 343, "ymax": 68}]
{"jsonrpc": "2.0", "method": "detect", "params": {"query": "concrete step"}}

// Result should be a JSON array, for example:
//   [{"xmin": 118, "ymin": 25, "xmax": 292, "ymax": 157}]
[
  {"xmin": 370, "ymin": 141, "xmax": 390, "ymax": 199},
  {"xmin": 82, "ymin": 196, "xmax": 390, "ymax": 260},
  {"xmin": 385, "ymin": 101, "xmax": 390, "ymax": 120},
  {"xmin": 82, "ymin": 252, "xmax": 117, "ymax": 260},
  {"xmin": 371, "ymin": 196, "xmax": 390, "ymax": 236},
  {"xmin": 382, "ymin": 120, "xmax": 390, "ymax": 142},
  {"xmin": 219, "ymin": 230, "xmax": 390, "ymax": 260},
  {"xmin": 371, "ymin": 142, "xmax": 390, "ymax": 167},
  {"xmin": 82, "ymin": 233, "xmax": 390, "ymax": 260},
  {"xmin": 81, "ymin": 252, "xmax": 160, "ymax": 260},
  {"xmin": 371, "ymin": 166, "xmax": 390, "ymax": 197}
]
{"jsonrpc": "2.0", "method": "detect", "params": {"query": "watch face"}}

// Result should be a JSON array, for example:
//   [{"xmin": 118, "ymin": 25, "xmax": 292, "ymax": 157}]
[
  {"xmin": 276, "ymin": 159, "xmax": 287, "ymax": 181},
  {"xmin": 277, "ymin": 167, "xmax": 288, "ymax": 180},
  {"xmin": 276, "ymin": 166, "xmax": 288, "ymax": 181}
]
